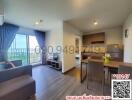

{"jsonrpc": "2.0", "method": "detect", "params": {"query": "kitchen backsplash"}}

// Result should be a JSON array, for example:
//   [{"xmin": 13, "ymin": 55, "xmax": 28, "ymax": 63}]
[{"xmin": 81, "ymin": 44, "xmax": 123, "ymax": 53}]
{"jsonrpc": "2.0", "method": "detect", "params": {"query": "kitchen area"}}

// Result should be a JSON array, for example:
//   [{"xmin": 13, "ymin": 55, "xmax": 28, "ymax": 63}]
[
  {"xmin": 81, "ymin": 31, "xmax": 123, "ymax": 61},
  {"xmin": 80, "ymin": 29, "xmax": 126, "ymax": 85}
]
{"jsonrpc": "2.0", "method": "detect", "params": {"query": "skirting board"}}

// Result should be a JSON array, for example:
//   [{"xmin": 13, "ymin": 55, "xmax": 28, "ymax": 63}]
[{"xmin": 63, "ymin": 67, "xmax": 76, "ymax": 74}]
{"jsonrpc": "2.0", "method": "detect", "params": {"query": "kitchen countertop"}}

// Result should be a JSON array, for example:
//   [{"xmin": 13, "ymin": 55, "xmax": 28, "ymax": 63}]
[{"xmin": 81, "ymin": 58, "xmax": 132, "ymax": 68}]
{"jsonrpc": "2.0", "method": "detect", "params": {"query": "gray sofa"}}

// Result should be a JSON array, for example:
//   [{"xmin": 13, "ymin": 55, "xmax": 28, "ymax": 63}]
[
  {"xmin": 0, "ymin": 65, "xmax": 36, "ymax": 100},
  {"xmin": 0, "ymin": 60, "xmax": 22, "ymax": 71}
]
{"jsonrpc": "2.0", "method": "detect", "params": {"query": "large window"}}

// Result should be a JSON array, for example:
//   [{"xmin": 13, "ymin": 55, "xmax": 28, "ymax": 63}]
[
  {"xmin": 8, "ymin": 34, "xmax": 28, "ymax": 64},
  {"xmin": 8, "ymin": 34, "xmax": 41, "ymax": 65}
]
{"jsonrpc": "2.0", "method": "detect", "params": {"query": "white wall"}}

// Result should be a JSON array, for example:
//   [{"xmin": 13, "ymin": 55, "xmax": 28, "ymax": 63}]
[
  {"xmin": 45, "ymin": 21, "xmax": 63, "ymax": 61},
  {"xmin": 123, "ymin": 13, "xmax": 132, "ymax": 63},
  {"xmin": 84, "ymin": 27, "xmax": 123, "ymax": 45},
  {"xmin": 45, "ymin": 22, "xmax": 82, "ymax": 73},
  {"xmin": 63, "ymin": 22, "xmax": 82, "ymax": 73}
]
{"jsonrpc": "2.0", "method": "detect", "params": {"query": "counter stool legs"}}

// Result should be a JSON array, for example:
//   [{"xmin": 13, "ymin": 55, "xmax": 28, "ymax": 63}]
[{"xmin": 80, "ymin": 62, "xmax": 82, "ymax": 83}]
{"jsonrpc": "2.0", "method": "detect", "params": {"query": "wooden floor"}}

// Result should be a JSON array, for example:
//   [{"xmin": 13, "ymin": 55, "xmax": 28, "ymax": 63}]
[{"xmin": 30, "ymin": 65, "xmax": 111, "ymax": 100}]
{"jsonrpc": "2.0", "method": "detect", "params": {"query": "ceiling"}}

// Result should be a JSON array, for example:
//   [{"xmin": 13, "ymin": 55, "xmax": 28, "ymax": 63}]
[{"xmin": 3, "ymin": 0, "xmax": 132, "ymax": 32}]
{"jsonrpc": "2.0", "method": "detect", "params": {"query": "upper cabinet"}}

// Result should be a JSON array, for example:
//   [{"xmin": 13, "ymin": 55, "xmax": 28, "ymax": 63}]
[{"xmin": 83, "ymin": 32, "xmax": 105, "ymax": 45}]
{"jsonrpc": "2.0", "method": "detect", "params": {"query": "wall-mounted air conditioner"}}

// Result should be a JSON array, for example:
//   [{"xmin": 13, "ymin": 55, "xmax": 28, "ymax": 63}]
[
  {"xmin": 0, "ymin": 0, "xmax": 4, "ymax": 26},
  {"xmin": 0, "ymin": 15, "xmax": 4, "ymax": 25}
]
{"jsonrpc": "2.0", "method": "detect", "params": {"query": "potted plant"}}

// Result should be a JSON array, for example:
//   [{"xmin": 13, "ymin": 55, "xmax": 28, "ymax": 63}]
[{"xmin": 103, "ymin": 53, "xmax": 111, "ymax": 64}]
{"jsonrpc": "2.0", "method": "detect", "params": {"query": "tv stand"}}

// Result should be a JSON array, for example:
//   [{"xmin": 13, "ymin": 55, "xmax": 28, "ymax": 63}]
[{"xmin": 47, "ymin": 59, "xmax": 62, "ymax": 71}]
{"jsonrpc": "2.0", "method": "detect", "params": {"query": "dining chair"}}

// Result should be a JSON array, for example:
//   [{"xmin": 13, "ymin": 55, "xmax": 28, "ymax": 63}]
[
  {"xmin": 108, "ymin": 68, "xmax": 118, "ymax": 85},
  {"xmin": 118, "ymin": 65, "xmax": 132, "ymax": 79},
  {"xmin": 108, "ymin": 58, "xmax": 121, "ymax": 85},
  {"xmin": 87, "ymin": 61, "xmax": 105, "ymax": 94}
]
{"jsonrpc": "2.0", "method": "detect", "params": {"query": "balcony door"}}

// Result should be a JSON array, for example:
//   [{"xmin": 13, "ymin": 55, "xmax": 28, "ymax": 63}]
[
  {"xmin": 8, "ymin": 34, "xmax": 41, "ymax": 65},
  {"xmin": 29, "ymin": 36, "xmax": 41, "ymax": 64}
]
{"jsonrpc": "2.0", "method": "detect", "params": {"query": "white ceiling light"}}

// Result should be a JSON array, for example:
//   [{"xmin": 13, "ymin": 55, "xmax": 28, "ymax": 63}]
[
  {"xmin": 94, "ymin": 21, "xmax": 98, "ymax": 25},
  {"xmin": 35, "ymin": 21, "xmax": 39, "ymax": 25},
  {"xmin": 34, "ymin": 19, "xmax": 43, "ymax": 25}
]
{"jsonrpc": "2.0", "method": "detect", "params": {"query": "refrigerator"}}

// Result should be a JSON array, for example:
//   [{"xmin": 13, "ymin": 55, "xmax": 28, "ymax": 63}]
[{"xmin": 106, "ymin": 44, "xmax": 123, "ymax": 61}]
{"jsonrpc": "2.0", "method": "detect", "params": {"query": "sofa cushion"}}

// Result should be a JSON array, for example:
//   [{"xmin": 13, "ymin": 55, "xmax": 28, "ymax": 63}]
[
  {"xmin": 0, "ymin": 65, "xmax": 32, "ymax": 83},
  {"xmin": 0, "ymin": 63, "xmax": 12, "ymax": 71},
  {"xmin": 0, "ymin": 63, "xmax": 6, "ymax": 71},
  {"xmin": 0, "ymin": 75, "xmax": 35, "ymax": 97},
  {"xmin": 0, "ymin": 60, "xmax": 22, "ymax": 71}
]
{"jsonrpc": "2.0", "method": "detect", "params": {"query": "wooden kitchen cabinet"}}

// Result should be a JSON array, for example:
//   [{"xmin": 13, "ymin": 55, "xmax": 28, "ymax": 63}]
[{"xmin": 83, "ymin": 32, "xmax": 105, "ymax": 45}]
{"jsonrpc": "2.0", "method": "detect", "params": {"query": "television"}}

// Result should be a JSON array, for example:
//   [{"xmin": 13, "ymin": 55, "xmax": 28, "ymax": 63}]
[{"xmin": 53, "ymin": 53, "xmax": 59, "ymax": 61}]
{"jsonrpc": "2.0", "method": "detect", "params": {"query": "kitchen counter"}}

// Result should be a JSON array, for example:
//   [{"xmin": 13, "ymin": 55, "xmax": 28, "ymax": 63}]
[
  {"xmin": 80, "ymin": 58, "xmax": 132, "ymax": 83},
  {"xmin": 82, "ymin": 58, "xmax": 132, "ymax": 68}
]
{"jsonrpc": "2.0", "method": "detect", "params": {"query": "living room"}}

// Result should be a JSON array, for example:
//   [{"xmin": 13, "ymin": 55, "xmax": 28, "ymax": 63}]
[{"xmin": 1, "ymin": 0, "xmax": 132, "ymax": 100}]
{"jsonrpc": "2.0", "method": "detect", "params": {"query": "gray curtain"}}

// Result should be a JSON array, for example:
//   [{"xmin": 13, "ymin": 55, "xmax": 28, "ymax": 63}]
[{"xmin": 0, "ymin": 23, "xmax": 19, "ymax": 62}]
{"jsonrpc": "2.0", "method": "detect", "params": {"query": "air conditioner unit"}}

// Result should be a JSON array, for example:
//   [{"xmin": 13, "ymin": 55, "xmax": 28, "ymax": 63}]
[{"xmin": 0, "ymin": 15, "xmax": 4, "ymax": 26}]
